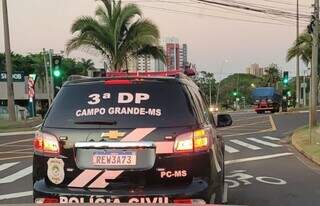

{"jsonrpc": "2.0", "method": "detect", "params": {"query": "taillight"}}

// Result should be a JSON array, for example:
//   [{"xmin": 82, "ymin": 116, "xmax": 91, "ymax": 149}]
[
  {"xmin": 34, "ymin": 197, "xmax": 59, "ymax": 203},
  {"xmin": 173, "ymin": 199, "xmax": 206, "ymax": 204},
  {"xmin": 174, "ymin": 128, "xmax": 211, "ymax": 153},
  {"xmin": 33, "ymin": 131, "xmax": 60, "ymax": 155}
]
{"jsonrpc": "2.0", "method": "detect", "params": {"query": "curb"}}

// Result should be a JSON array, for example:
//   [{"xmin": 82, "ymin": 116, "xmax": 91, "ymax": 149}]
[
  {"xmin": 0, "ymin": 131, "xmax": 35, "ymax": 137},
  {"xmin": 291, "ymin": 133, "xmax": 320, "ymax": 166}
]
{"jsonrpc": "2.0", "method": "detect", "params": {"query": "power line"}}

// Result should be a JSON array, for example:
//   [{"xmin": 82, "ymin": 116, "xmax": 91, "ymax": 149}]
[
  {"xmin": 256, "ymin": 0, "xmax": 310, "ymax": 8},
  {"xmin": 188, "ymin": 1, "xmax": 309, "ymax": 24},
  {"xmin": 196, "ymin": 0, "xmax": 311, "ymax": 19},
  {"xmin": 138, "ymin": 4, "xmax": 307, "ymax": 27}
]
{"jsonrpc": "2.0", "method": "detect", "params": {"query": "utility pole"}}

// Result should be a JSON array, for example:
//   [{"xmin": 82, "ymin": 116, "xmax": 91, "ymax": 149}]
[
  {"xmin": 209, "ymin": 80, "xmax": 212, "ymax": 106},
  {"xmin": 296, "ymin": 0, "xmax": 301, "ymax": 107},
  {"xmin": 310, "ymin": 0, "xmax": 319, "ymax": 133},
  {"xmin": 49, "ymin": 49, "xmax": 54, "ymax": 101},
  {"xmin": 43, "ymin": 49, "xmax": 51, "ymax": 105},
  {"xmin": 2, "ymin": 0, "xmax": 16, "ymax": 121}
]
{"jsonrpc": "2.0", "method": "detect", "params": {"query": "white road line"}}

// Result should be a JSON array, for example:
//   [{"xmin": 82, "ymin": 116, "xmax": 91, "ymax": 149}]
[
  {"xmin": 225, "ymin": 145, "xmax": 239, "ymax": 154},
  {"xmin": 0, "ymin": 166, "xmax": 32, "ymax": 184},
  {"xmin": 0, "ymin": 131, "xmax": 35, "ymax": 137},
  {"xmin": 229, "ymin": 139, "xmax": 262, "ymax": 150},
  {"xmin": 225, "ymin": 152, "xmax": 294, "ymax": 165},
  {"xmin": 0, "ymin": 191, "xmax": 33, "ymax": 200},
  {"xmin": 0, "ymin": 162, "xmax": 19, "ymax": 172},
  {"xmin": 262, "ymin": 136, "xmax": 280, "ymax": 141},
  {"xmin": 247, "ymin": 138, "xmax": 282, "ymax": 147}
]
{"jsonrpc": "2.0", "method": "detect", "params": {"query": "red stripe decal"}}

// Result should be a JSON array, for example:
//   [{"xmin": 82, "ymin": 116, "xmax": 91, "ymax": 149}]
[
  {"xmin": 68, "ymin": 170, "xmax": 101, "ymax": 188},
  {"xmin": 155, "ymin": 141, "xmax": 174, "ymax": 154},
  {"xmin": 121, "ymin": 128, "xmax": 156, "ymax": 142},
  {"xmin": 88, "ymin": 170, "xmax": 123, "ymax": 188}
]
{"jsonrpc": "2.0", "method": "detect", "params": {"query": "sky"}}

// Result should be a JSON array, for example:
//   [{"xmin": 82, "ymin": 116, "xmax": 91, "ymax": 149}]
[{"xmin": 0, "ymin": 0, "xmax": 314, "ymax": 79}]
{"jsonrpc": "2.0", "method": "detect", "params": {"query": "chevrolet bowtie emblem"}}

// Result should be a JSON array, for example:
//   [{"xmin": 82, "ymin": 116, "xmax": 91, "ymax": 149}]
[{"xmin": 101, "ymin": 130, "xmax": 126, "ymax": 140}]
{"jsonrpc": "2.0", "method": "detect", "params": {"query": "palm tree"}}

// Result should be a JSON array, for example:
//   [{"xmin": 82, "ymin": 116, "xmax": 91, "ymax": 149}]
[
  {"xmin": 80, "ymin": 58, "xmax": 95, "ymax": 71},
  {"xmin": 66, "ymin": 0, "xmax": 165, "ymax": 71},
  {"xmin": 287, "ymin": 31, "xmax": 312, "ymax": 66},
  {"xmin": 262, "ymin": 64, "xmax": 280, "ymax": 87}
]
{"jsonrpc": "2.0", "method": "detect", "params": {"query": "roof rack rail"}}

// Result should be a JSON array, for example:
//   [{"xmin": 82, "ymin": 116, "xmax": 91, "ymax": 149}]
[{"xmin": 67, "ymin": 75, "xmax": 90, "ymax": 81}]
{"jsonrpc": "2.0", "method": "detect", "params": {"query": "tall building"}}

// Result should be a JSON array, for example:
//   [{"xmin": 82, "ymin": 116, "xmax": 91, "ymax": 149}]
[
  {"xmin": 180, "ymin": 44, "xmax": 188, "ymax": 69},
  {"xmin": 126, "ymin": 37, "xmax": 189, "ymax": 72},
  {"xmin": 137, "ymin": 55, "xmax": 151, "ymax": 72},
  {"xmin": 165, "ymin": 37, "xmax": 188, "ymax": 70},
  {"xmin": 166, "ymin": 44, "xmax": 180, "ymax": 70},
  {"xmin": 246, "ymin": 63, "xmax": 265, "ymax": 77}
]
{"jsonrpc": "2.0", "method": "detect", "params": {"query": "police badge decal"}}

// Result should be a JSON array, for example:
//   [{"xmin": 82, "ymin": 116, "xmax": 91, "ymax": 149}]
[{"xmin": 47, "ymin": 158, "xmax": 65, "ymax": 185}]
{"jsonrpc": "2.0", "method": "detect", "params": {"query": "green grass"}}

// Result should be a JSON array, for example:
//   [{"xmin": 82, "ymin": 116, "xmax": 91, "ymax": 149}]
[
  {"xmin": 0, "ymin": 118, "xmax": 42, "ymax": 133},
  {"xmin": 292, "ymin": 127, "xmax": 320, "ymax": 165}
]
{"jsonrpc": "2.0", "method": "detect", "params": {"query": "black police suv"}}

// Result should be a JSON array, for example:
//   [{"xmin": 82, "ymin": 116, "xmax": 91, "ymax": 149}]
[{"xmin": 33, "ymin": 72, "xmax": 232, "ymax": 204}]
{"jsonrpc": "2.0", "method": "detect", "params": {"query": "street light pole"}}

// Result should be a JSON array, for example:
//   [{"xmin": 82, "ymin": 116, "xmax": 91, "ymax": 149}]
[
  {"xmin": 2, "ymin": 0, "xmax": 16, "ymax": 121},
  {"xmin": 309, "ymin": 0, "xmax": 319, "ymax": 138},
  {"xmin": 215, "ymin": 60, "xmax": 228, "ymax": 106},
  {"xmin": 209, "ymin": 80, "xmax": 212, "ymax": 106},
  {"xmin": 296, "ymin": 0, "xmax": 301, "ymax": 108}
]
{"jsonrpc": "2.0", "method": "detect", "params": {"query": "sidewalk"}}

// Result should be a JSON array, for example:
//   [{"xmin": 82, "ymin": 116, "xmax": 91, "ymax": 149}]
[
  {"xmin": 291, "ymin": 126, "xmax": 320, "ymax": 165},
  {"xmin": 0, "ymin": 118, "xmax": 42, "ymax": 134}
]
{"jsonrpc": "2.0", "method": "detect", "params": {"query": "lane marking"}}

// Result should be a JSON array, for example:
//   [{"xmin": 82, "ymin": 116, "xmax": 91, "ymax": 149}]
[
  {"xmin": 0, "ymin": 151, "xmax": 33, "ymax": 155},
  {"xmin": 269, "ymin": 115, "xmax": 277, "ymax": 131},
  {"xmin": 262, "ymin": 136, "xmax": 280, "ymax": 141},
  {"xmin": 0, "ymin": 191, "xmax": 33, "ymax": 200},
  {"xmin": 0, "ymin": 138, "xmax": 33, "ymax": 147},
  {"xmin": 0, "ymin": 144, "xmax": 31, "ymax": 148},
  {"xmin": 0, "ymin": 148, "xmax": 32, "ymax": 154},
  {"xmin": 0, "ymin": 156, "xmax": 32, "ymax": 161},
  {"xmin": 0, "ymin": 162, "xmax": 19, "ymax": 172},
  {"xmin": 222, "ymin": 128, "xmax": 273, "ymax": 137},
  {"xmin": 0, "ymin": 131, "xmax": 35, "ymax": 137},
  {"xmin": 225, "ymin": 145, "xmax": 239, "ymax": 154},
  {"xmin": 225, "ymin": 152, "xmax": 294, "ymax": 165},
  {"xmin": 247, "ymin": 138, "xmax": 282, "ymax": 148},
  {"xmin": 219, "ymin": 120, "xmax": 269, "ymax": 130},
  {"xmin": 229, "ymin": 139, "xmax": 262, "ymax": 150},
  {"xmin": 0, "ymin": 166, "xmax": 32, "ymax": 184}
]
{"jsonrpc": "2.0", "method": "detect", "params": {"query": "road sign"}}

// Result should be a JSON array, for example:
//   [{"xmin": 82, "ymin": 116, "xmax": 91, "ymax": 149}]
[{"xmin": 0, "ymin": 71, "xmax": 25, "ymax": 82}]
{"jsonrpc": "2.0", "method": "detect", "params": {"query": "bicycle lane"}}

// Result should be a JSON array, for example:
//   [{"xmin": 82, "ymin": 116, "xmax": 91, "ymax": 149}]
[{"xmin": 225, "ymin": 152, "xmax": 320, "ymax": 206}]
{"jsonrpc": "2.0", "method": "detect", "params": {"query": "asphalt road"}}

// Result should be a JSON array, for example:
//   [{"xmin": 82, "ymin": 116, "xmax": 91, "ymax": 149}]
[{"xmin": 0, "ymin": 111, "xmax": 320, "ymax": 205}]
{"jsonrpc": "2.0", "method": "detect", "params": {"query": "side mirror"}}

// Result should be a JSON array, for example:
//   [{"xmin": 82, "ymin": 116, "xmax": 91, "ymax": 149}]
[{"xmin": 217, "ymin": 114, "xmax": 233, "ymax": 128}]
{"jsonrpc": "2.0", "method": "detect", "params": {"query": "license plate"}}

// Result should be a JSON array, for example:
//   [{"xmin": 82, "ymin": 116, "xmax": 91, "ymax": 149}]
[{"xmin": 92, "ymin": 151, "xmax": 136, "ymax": 166}]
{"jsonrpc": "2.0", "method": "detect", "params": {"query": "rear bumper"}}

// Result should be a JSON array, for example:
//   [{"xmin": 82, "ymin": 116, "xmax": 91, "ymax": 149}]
[{"xmin": 33, "ymin": 178, "xmax": 213, "ymax": 203}]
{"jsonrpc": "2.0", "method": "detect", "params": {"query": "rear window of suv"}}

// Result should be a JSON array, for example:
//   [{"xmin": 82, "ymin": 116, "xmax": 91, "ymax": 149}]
[{"xmin": 44, "ymin": 79, "xmax": 197, "ymax": 129}]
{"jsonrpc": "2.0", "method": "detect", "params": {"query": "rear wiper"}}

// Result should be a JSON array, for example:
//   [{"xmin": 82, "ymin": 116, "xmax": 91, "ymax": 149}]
[{"xmin": 74, "ymin": 120, "xmax": 117, "ymax": 125}]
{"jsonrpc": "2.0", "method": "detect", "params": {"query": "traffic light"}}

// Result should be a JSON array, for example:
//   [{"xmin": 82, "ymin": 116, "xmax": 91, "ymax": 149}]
[
  {"xmin": 52, "ymin": 55, "xmax": 62, "ymax": 78},
  {"xmin": 283, "ymin": 71, "xmax": 289, "ymax": 85},
  {"xmin": 52, "ymin": 55, "xmax": 63, "ymax": 96},
  {"xmin": 232, "ymin": 91, "xmax": 238, "ymax": 97}
]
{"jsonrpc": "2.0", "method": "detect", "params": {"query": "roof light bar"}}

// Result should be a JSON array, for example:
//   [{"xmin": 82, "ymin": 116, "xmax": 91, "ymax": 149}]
[{"xmin": 104, "ymin": 69, "xmax": 196, "ymax": 77}]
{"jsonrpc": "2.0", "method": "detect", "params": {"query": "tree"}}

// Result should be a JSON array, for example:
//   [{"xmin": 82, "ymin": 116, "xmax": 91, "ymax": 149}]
[
  {"xmin": 287, "ymin": 31, "xmax": 312, "ymax": 66},
  {"xmin": 262, "ymin": 64, "xmax": 281, "ymax": 87},
  {"xmin": 219, "ymin": 73, "xmax": 262, "ymax": 109},
  {"xmin": 193, "ymin": 71, "xmax": 216, "ymax": 104},
  {"xmin": 66, "ymin": 0, "xmax": 165, "ymax": 71},
  {"xmin": 80, "ymin": 58, "xmax": 95, "ymax": 71}
]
